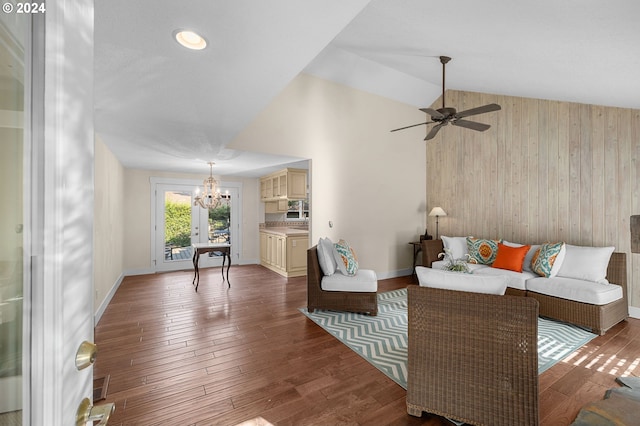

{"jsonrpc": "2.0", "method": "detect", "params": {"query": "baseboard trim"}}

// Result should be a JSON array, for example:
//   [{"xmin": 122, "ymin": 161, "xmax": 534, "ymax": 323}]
[
  {"xmin": 94, "ymin": 273, "xmax": 124, "ymax": 326},
  {"xmin": 628, "ymin": 305, "xmax": 640, "ymax": 319},
  {"xmin": 124, "ymin": 267, "xmax": 155, "ymax": 276},
  {"xmin": 377, "ymin": 268, "xmax": 412, "ymax": 280}
]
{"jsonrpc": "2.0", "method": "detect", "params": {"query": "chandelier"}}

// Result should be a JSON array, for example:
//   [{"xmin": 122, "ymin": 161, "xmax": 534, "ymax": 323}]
[{"xmin": 194, "ymin": 162, "xmax": 224, "ymax": 209}]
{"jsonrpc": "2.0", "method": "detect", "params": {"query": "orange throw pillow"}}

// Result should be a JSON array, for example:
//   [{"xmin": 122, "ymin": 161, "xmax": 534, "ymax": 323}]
[{"xmin": 492, "ymin": 243, "xmax": 531, "ymax": 272}]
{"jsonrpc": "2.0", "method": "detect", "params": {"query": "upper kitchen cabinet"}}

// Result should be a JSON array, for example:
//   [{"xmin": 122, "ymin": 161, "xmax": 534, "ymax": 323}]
[{"xmin": 260, "ymin": 168, "xmax": 307, "ymax": 201}]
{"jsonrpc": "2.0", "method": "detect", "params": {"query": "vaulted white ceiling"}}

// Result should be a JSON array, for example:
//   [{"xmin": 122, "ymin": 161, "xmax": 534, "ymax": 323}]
[{"xmin": 94, "ymin": 0, "xmax": 640, "ymax": 177}]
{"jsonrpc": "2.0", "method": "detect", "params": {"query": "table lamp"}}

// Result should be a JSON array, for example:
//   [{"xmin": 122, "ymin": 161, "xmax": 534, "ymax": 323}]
[{"xmin": 428, "ymin": 207, "xmax": 447, "ymax": 239}]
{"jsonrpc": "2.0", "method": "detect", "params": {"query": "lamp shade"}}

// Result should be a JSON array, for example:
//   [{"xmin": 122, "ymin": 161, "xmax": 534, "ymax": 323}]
[{"xmin": 428, "ymin": 207, "xmax": 447, "ymax": 217}]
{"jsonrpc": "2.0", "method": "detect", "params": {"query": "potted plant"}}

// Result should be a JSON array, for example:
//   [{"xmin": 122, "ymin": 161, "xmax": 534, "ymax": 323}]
[{"xmin": 438, "ymin": 248, "xmax": 475, "ymax": 273}]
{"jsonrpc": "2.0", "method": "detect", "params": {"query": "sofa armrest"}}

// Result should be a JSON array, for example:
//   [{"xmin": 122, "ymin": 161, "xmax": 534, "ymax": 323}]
[
  {"xmin": 421, "ymin": 239, "xmax": 444, "ymax": 268},
  {"xmin": 307, "ymin": 246, "xmax": 324, "ymax": 289},
  {"xmin": 607, "ymin": 252, "xmax": 629, "ymax": 305}
]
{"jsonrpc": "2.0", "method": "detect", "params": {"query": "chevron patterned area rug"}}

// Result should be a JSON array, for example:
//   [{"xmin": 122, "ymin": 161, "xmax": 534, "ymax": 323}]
[{"xmin": 300, "ymin": 288, "xmax": 597, "ymax": 389}]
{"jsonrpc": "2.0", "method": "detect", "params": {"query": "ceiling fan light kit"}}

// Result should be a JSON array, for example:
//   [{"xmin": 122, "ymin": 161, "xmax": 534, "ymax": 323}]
[{"xmin": 391, "ymin": 56, "xmax": 501, "ymax": 140}]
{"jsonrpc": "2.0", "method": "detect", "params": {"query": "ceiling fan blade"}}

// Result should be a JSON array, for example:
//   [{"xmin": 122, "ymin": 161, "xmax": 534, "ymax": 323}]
[
  {"xmin": 390, "ymin": 121, "xmax": 431, "ymax": 132},
  {"xmin": 419, "ymin": 108, "xmax": 445, "ymax": 119},
  {"xmin": 425, "ymin": 122, "xmax": 447, "ymax": 140},
  {"xmin": 452, "ymin": 119, "xmax": 491, "ymax": 132},
  {"xmin": 454, "ymin": 103, "xmax": 501, "ymax": 119}
]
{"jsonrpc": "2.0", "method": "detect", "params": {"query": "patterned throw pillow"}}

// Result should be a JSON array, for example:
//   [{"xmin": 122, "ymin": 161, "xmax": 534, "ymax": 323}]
[
  {"xmin": 466, "ymin": 237, "xmax": 500, "ymax": 265},
  {"xmin": 333, "ymin": 239, "xmax": 359, "ymax": 276},
  {"xmin": 531, "ymin": 242, "xmax": 565, "ymax": 277}
]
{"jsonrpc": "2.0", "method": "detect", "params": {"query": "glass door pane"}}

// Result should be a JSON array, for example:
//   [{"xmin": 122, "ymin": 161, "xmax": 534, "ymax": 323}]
[
  {"xmin": 163, "ymin": 189, "xmax": 195, "ymax": 262},
  {"xmin": 155, "ymin": 185, "xmax": 206, "ymax": 272},
  {"xmin": 208, "ymin": 197, "xmax": 230, "ymax": 244},
  {"xmin": 0, "ymin": 11, "xmax": 27, "ymax": 424}
]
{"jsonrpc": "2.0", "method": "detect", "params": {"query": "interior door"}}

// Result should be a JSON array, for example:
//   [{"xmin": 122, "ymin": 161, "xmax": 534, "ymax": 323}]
[{"xmin": 1, "ymin": 3, "xmax": 99, "ymax": 425}]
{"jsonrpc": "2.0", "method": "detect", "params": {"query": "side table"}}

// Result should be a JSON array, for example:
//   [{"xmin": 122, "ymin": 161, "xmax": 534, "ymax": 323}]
[
  {"xmin": 409, "ymin": 241, "xmax": 422, "ymax": 280},
  {"xmin": 192, "ymin": 242, "xmax": 231, "ymax": 291}
]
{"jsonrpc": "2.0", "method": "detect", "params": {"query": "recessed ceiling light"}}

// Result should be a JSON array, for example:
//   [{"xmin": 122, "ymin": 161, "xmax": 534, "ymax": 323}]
[{"xmin": 174, "ymin": 30, "xmax": 207, "ymax": 50}]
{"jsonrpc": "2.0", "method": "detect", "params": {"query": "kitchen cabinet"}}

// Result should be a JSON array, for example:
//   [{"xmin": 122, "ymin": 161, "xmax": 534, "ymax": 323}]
[
  {"xmin": 259, "ymin": 229, "xmax": 308, "ymax": 277},
  {"xmin": 260, "ymin": 168, "xmax": 307, "ymax": 201},
  {"xmin": 265, "ymin": 199, "xmax": 288, "ymax": 213}
]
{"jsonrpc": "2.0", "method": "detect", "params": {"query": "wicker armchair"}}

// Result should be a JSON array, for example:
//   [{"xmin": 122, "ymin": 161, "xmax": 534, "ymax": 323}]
[
  {"xmin": 407, "ymin": 285, "xmax": 539, "ymax": 426},
  {"xmin": 307, "ymin": 246, "xmax": 377, "ymax": 315}
]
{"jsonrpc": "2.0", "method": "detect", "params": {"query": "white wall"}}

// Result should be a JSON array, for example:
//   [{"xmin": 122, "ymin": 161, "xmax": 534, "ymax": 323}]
[
  {"xmin": 231, "ymin": 73, "xmax": 427, "ymax": 276},
  {"xmin": 94, "ymin": 136, "xmax": 124, "ymax": 321}
]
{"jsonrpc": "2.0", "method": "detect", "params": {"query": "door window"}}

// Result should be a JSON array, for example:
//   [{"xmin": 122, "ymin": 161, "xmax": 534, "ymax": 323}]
[
  {"xmin": 163, "ymin": 190, "xmax": 196, "ymax": 261},
  {"xmin": 0, "ymin": 12, "xmax": 26, "ymax": 423},
  {"xmin": 208, "ymin": 197, "xmax": 231, "ymax": 244}
]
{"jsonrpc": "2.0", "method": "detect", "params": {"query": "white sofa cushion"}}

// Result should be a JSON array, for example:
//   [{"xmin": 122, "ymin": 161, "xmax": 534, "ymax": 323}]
[
  {"xmin": 431, "ymin": 260, "xmax": 488, "ymax": 273},
  {"xmin": 416, "ymin": 266, "xmax": 508, "ymax": 295},
  {"xmin": 526, "ymin": 276, "xmax": 623, "ymax": 305},
  {"xmin": 473, "ymin": 267, "xmax": 537, "ymax": 291},
  {"xmin": 557, "ymin": 244, "xmax": 614, "ymax": 283},
  {"xmin": 441, "ymin": 236, "xmax": 469, "ymax": 259},
  {"xmin": 321, "ymin": 269, "xmax": 377, "ymax": 292},
  {"xmin": 317, "ymin": 237, "xmax": 337, "ymax": 276}
]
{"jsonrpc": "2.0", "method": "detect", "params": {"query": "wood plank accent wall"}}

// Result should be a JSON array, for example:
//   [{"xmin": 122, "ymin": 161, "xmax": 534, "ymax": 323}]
[{"xmin": 426, "ymin": 90, "xmax": 640, "ymax": 307}]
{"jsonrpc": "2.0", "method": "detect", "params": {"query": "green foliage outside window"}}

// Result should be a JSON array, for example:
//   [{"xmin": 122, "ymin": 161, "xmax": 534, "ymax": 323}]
[
  {"xmin": 165, "ymin": 200, "xmax": 191, "ymax": 247},
  {"xmin": 209, "ymin": 204, "xmax": 230, "ymax": 222},
  {"xmin": 208, "ymin": 204, "xmax": 230, "ymax": 243}
]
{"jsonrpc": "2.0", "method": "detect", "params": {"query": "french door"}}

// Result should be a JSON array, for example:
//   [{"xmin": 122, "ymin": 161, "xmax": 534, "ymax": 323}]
[{"xmin": 153, "ymin": 181, "xmax": 239, "ymax": 272}]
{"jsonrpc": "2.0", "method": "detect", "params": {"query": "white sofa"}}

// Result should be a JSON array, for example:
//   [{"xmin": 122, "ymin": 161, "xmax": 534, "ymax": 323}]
[{"xmin": 420, "ymin": 237, "xmax": 629, "ymax": 335}]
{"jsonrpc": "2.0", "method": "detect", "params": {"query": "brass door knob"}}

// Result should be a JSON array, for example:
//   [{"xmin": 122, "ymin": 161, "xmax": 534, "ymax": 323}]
[{"xmin": 75, "ymin": 341, "xmax": 98, "ymax": 370}]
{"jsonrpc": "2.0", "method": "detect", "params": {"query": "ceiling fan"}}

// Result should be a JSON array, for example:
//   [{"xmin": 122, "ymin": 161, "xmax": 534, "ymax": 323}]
[{"xmin": 391, "ymin": 56, "xmax": 501, "ymax": 140}]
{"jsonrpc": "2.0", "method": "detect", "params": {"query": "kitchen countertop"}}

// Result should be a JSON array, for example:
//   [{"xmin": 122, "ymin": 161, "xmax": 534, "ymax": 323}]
[{"xmin": 260, "ymin": 227, "xmax": 309, "ymax": 237}]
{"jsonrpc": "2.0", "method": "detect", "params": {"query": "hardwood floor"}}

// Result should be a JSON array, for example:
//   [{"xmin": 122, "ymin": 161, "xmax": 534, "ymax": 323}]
[{"xmin": 94, "ymin": 265, "xmax": 640, "ymax": 425}]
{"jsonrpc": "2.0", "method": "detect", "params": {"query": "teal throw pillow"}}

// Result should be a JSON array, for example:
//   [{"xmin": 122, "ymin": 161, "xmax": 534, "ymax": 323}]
[
  {"xmin": 531, "ymin": 242, "xmax": 565, "ymax": 277},
  {"xmin": 333, "ymin": 239, "xmax": 359, "ymax": 276},
  {"xmin": 466, "ymin": 237, "xmax": 500, "ymax": 265}
]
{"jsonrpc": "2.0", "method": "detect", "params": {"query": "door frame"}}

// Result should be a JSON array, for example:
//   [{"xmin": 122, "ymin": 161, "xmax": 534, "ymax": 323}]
[{"xmin": 150, "ymin": 177, "xmax": 243, "ymax": 273}]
